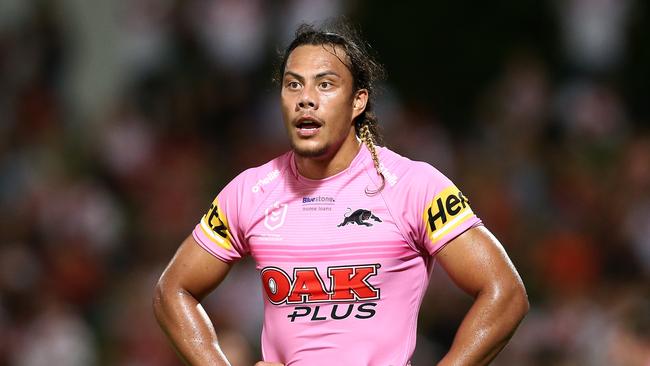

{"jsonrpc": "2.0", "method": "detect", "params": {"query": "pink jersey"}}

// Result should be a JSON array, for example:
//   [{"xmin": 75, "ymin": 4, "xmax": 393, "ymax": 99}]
[{"xmin": 193, "ymin": 145, "xmax": 481, "ymax": 366}]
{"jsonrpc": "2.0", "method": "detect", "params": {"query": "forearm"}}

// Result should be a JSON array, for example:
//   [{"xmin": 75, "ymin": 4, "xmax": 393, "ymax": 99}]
[
  {"xmin": 438, "ymin": 287, "xmax": 528, "ymax": 366},
  {"xmin": 153, "ymin": 287, "xmax": 231, "ymax": 366}
]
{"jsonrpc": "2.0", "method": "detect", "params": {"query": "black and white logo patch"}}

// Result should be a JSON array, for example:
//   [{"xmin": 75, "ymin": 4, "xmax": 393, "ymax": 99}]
[{"xmin": 337, "ymin": 208, "xmax": 382, "ymax": 227}]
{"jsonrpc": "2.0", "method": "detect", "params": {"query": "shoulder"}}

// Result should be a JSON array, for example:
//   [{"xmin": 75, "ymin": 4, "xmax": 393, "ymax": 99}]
[
  {"xmin": 377, "ymin": 146, "xmax": 450, "ymax": 191},
  {"xmin": 221, "ymin": 151, "xmax": 292, "ymax": 198}
]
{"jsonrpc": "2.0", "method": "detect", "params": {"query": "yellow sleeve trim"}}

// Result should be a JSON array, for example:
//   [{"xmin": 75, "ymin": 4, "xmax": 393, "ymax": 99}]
[
  {"xmin": 423, "ymin": 185, "xmax": 474, "ymax": 244},
  {"xmin": 200, "ymin": 197, "xmax": 234, "ymax": 251}
]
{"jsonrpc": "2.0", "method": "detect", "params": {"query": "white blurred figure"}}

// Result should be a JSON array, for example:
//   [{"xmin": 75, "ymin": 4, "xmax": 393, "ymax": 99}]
[
  {"xmin": 279, "ymin": 0, "xmax": 344, "ymax": 42},
  {"xmin": 556, "ymin": 0, "xmax": 632, "ymax": 73},
  {"xmin": 36, "ymin": 178, "xmax": 125, "ymax": 255},
  {"xmin": 117, "ymin": 0, "xmax": 176, "ymax": 77},
  {"xmin": 192, "ymin": 0, "xmax": 268, "ymax": 71},
  {"xmin": 11, "ymin": 299, "xmax": 96, "ymax": 366},
  {"xmin": 99, "ymin": 103, "xmax": 157, "ymax": 181}
]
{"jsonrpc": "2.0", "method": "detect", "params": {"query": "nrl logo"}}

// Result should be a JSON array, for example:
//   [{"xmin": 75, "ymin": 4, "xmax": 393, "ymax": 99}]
[{"xmin": 264, "ymin": 201, "xmax": 288, "ymax": 231}]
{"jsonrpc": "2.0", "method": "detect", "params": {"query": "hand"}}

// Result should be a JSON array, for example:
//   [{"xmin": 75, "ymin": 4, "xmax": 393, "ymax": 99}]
[{"xmin": 254, "ymin": 362, "xmax": 284, "ymax": 366}]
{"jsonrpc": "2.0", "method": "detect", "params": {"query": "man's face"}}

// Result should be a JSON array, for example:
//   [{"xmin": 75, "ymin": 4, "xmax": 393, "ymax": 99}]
[{"xmin": 281, "ymin": 44, "xmax": 367, "ymax": 159}]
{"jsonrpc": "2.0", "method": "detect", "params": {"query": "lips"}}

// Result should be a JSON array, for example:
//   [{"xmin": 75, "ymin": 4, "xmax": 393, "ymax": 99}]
[{"xmin": 294, "ymin": 115, "xmax": 323, "ymax": 137}]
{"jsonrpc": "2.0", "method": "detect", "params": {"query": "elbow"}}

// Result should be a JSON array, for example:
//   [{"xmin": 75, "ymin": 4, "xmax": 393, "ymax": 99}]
[
  {"xmin": 489, "ymin": 277, "xmax": 529, "ymax": 324},
  {"xmin": 152, "ymin": 278, "xmax": 196, "ymax": 324},
  {"xmin": 152, "ymin": 280, "xmax": 165, "ymax": 320},
  {"xmin": 507, "ymin": 280, "xmax": 530, "ymax": 322},
  {"xmin": 517, "ymin": 291, "xmax": 530, "ymax": 321},
  {"xmin": 152, "ymin": 278, "xmax": 173, "ymax": 323}
]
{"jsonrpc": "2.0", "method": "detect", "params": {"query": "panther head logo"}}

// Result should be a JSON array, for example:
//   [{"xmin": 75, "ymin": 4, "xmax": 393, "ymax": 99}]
[{"xmin": 337, "ymin": 208, "xmax": 382, "ymax": 227}]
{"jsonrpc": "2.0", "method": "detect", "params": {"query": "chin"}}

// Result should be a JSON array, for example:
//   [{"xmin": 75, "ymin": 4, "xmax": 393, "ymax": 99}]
[{"xmin": 291, "ymin": 140, "xmax": 329, "ymax": 158}]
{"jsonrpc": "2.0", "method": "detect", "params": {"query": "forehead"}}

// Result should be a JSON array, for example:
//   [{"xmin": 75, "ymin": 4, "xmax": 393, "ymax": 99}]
[{"xmin": 284, "ymin": 44, "xmax": 351, "ymax": 77}]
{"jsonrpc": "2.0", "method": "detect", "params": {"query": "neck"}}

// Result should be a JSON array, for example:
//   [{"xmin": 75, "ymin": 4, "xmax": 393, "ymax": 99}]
[{"xmin": 294, "ymin": 133, "xmax": 361, "ymax": 180}]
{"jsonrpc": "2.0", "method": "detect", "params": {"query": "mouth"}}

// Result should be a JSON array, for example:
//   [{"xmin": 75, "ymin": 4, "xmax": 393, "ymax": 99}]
[{"xmin": 294, "ymin": 116, "xmax": 323, "ymax": 137}]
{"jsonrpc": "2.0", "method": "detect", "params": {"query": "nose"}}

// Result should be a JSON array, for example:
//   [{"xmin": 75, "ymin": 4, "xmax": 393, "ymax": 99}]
[{"xmin": 297, "ymin": 87, "xmax": 318, "ymax": 110}]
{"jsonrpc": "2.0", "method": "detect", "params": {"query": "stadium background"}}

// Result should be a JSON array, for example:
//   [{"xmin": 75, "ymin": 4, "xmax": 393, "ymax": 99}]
[{"xmin": 0, "ymin": 0, "xmax": 648, "ymax": 365}]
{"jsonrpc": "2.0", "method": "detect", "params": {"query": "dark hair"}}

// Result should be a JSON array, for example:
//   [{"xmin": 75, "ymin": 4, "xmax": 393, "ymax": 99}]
[{"xmin": 276, "ymin": 20, "xmax": 387, "ymax": 194}]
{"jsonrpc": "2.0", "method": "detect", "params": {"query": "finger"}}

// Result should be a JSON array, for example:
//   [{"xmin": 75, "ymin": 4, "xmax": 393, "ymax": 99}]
[{"xmin": 254, "ymin": 362, "xmax": 285, "ymax": 366}]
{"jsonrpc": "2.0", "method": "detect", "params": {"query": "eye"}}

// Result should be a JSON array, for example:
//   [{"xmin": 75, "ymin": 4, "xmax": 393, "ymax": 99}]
[
  {"xmin": 286, "ymin": 81, "xmax": 301, "ymax": 90},
  {"xmin": 319, "ymin": 81, "xmax": 332, "ymax": 90}
]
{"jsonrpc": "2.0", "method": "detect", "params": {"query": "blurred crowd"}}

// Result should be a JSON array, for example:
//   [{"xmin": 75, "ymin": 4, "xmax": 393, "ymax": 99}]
[{"xmin": 0, "ymin": 1, "xmax": 648, "ymax": 365}]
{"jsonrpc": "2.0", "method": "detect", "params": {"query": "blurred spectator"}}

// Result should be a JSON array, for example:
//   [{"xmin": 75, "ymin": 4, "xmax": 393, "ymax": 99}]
[
  {"xmin": 556, "ymin": 0, "xmax": 633, "ymax": 73},
  {"xmin": 9, "ymin": 293, "xmax": 97, "ymax": 366},
  {"xmin": 191, "ymin": 0, "xmax": 269, "ymax": 72}
]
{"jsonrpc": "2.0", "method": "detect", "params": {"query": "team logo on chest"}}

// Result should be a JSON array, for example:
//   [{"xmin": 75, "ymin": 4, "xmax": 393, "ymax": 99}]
[
  {"xmin": 337, "ymin": 208, "xmax": 382, "ymax": 227},
  {"xmin": 264, "ymin": 201, "xmax": 288, "ymax": 231}
]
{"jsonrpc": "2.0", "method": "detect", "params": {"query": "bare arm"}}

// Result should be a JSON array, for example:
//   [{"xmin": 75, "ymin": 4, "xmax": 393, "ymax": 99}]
[
  {"xmin": 153, "ymin": 235, "xmax": 233, "ymax": 366},
  {"xmin": 436, "ymin": 226, "xmax": 529, "ymax": 366}
]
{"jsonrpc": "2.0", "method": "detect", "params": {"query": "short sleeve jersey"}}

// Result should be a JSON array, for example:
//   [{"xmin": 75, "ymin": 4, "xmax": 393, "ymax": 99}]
[{"xmin": 193, "ymin": 146, "xmax": 482, "ymax": 366}]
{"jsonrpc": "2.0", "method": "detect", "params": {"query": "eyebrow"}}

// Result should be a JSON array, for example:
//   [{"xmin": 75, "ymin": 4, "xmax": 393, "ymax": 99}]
[
  {"xmin": 283, "ymin": 70, "xmax": 341, "ymax": 82},
  {"xmin": 315, "ymin": 70, "xmax": 341, "ymax": 79}
]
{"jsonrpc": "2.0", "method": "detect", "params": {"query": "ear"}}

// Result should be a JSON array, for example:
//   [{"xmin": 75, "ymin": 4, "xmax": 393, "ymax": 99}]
[{"xmin": 352, "ymin": 89, "xmax": 369, "ymax": 120}]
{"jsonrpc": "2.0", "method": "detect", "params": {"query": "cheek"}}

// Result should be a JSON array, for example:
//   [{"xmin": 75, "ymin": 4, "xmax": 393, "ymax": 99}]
[
  {"xmin": 329, "ymin": 99, "xmax": 355, "ymax": 127},
  {"xmin": 280, "ymin": 96, "xmax": 294, "ymax": 120},
  {"xmin": 322, "ymin": 93, "xmax": 352, "ymax": 115}
]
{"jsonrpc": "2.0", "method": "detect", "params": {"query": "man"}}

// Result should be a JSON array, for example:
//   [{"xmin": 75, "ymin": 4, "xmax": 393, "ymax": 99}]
[{"xmin": 153, "ymin": 22, "xmax": 528, "ymax": 366}]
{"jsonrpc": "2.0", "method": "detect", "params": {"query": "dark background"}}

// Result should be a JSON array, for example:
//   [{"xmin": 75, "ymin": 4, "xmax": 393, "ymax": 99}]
[{"xmin": 1, "ymin": 0, "xmax": 648, "ymax": 365}]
